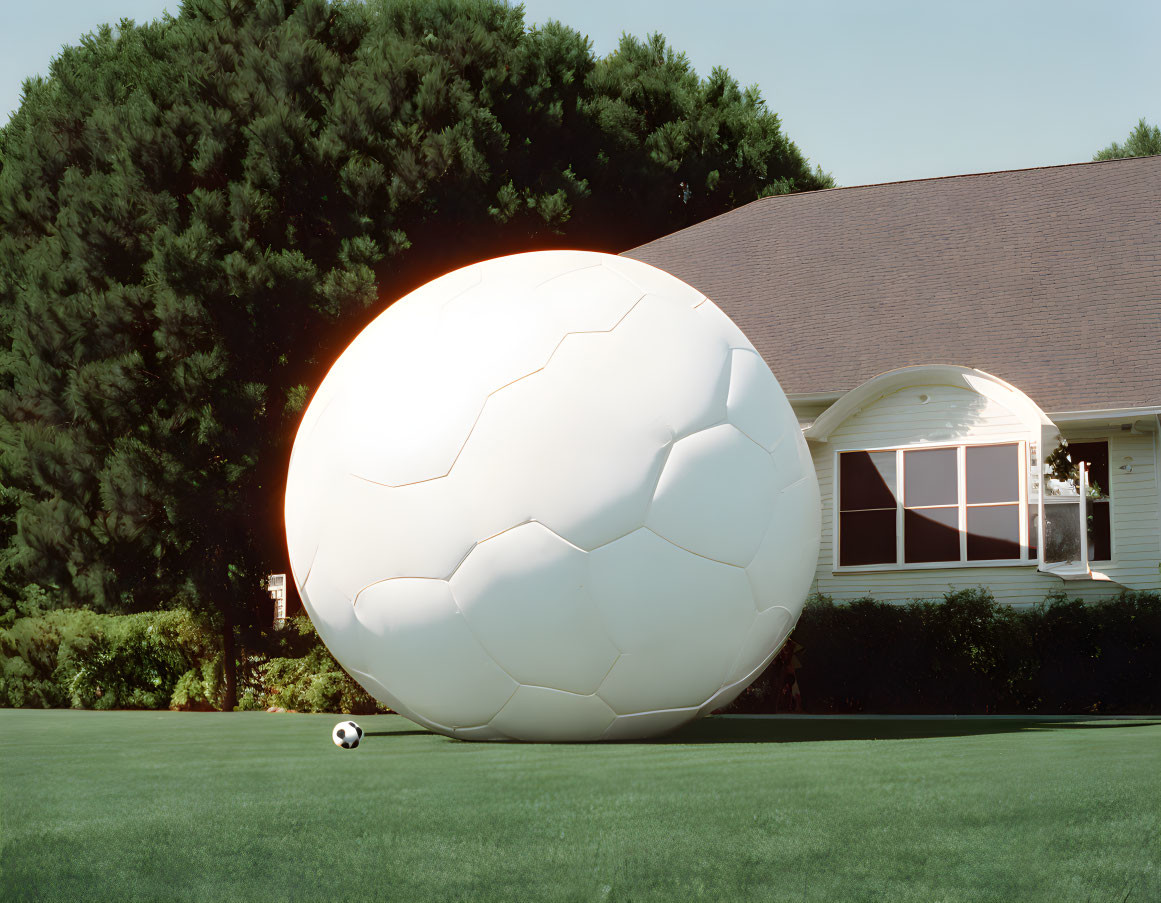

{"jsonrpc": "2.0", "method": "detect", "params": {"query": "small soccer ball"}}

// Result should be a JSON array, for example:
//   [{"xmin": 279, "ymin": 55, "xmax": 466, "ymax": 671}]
[
  {"xmin": 287, "ymin": 251, "xmax": 820, "ymax": 741},
  {"xmin": 332, "ymin": 721, "xmax": 363, "ymax": 749}
]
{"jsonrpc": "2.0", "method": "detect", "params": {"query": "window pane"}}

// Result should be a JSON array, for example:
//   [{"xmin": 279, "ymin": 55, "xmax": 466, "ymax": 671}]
[
  {"xmin": 966, "ymin": 444, "xmax": 1018, "ymax": 504},
  {"xmin": 1068, "ymin": 442, "xmax": 1110, "ymax": 499},
  {"xmin": 840, "ymin": 510, "xmax": 896, "ymax": 566},
  {"xmin": 1042, "ymin": 502, "xmax": 1082, "ymax": 563},
  {"xmin": 967, "ymin": 505, "xmax": 1020, "ymax": 560},
  {"xmin": 904, "ymin": 448, "xmax": 958, "ymax": 507},
  {"xmin": 1090, "ymin": 500, "xmax": 1111, "ymax": 561},
  {"xmin": 904, "ymin": 507, "xmax": 960, "ymax": 563},
  {"xmin": 1028, "ymin": 505, "xmax": 1038, "ymax": 560},
  {"xmin": 839, "ymin": 451, "xmax": 896, "ymax": 511}
]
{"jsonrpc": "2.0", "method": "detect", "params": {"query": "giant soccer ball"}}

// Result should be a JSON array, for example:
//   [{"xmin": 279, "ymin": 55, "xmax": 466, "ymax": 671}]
[{"xmin": 285, "ymin": 251, "xmax": 820, "ymax": 741}]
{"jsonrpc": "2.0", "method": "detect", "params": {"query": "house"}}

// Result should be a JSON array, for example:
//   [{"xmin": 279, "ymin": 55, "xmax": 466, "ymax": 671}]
[{"xmin": 626, "ymin": 155, "xmax": 1161, "ymax": 605}]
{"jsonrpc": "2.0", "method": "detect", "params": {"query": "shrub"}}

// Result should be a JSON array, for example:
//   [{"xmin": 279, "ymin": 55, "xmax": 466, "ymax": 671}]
[
  {"xmin": 0, "ymin": 607, "xmax": 386, "ymax": 713},
  {"xmin": 730, "ymin": 588, "xmax": 1161, "ymax": 715},
  {"xmin": 260, "ymin": 617, "xmax": 384, "ymax": 715},
  {"xmin": 0, "ymin": 608, "xmax": 218, "ymax": 709}
]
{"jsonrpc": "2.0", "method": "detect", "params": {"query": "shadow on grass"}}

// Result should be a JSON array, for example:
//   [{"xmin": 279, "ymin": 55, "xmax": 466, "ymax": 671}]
[
  {"xmin": 368, "ymin": 717, "xmax": 1161, "ymax": 745},
  {"xmin": 640, "ymin": 716, "xmax": 1161, "ymax": 745}
]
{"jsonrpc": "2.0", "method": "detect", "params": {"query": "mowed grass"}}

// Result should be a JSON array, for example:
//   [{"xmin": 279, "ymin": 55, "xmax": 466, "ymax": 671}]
[{"xmin": 2, "ymin": 712, "xmax": 1159, "ymax": 903}]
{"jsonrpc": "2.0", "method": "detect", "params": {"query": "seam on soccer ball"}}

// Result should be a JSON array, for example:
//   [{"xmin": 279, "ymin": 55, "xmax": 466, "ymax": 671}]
[
  {"xmin": 435, "ymin": 269, "xmax": 483, "ymax": 318},
  {"xmin": 639, "ymin": 526, "xmax": 747, "ymax": 570},
  {"xmin": 298, "ymin": 542, "xmax": 319, "ymax": 593},
  {"xmin": 532, "ymin": 260, "xmax": 603, "ymax": 290},
  {"xmin": 741, "ymin": 476, "xmax": 812, "ymax": 572},
  {"xmin": 600, "ymin": 702, "xmax": 701, "ymax": 738},
  {"xmin": 774, "ymin": 474, "xmax": 811, "ymax": 497},
  {"xmin": 593, "ymin": 256, "xmax": 659, "ymax": 298},
  {"xmin": 730, "ymin": 419, "xmax": 782, "ymax": 456},
  {"xmin": 642, "ymin": 415, "xmax": 732, "ymax": 529},
  {"xmin": 346, "ymin": 357, "xmax": 549, "ymax": 490},
  {"xmin": 448, "ymin": 546, "xmax": 617, "ymax": 696},
  {"xmin": 448, "ymin": 598, "xmax": 523, "ymax": 688},
  {"xmin": 346, "ymin": 292, "xmax": 648, "ymax": 491},
  {"xmin": 714, "ymin": 636, "xmax": 788, "ymax": 702},
  {"xmin": 595, "ymin": 651, "xmax": 623, "ymax": 688},
  {"xmin": 721, "ymin": 610, "xmax": 761, "ymax": 683},
  {"xmin": 483, "ymin": 683, "xmax": 525, "ymax": 729},
  {"xmin": 350, "ymin": 575, "xmax": 449, "ymax": 608}
]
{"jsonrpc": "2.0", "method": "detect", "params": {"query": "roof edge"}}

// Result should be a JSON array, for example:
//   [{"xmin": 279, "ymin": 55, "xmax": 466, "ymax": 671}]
[
  {"xmin": 622, "ymin": 154, "xmax": 1161, "ymax": 258},
  {"xmin": 794, "ymin": 152, "xmax": 1161, "ymax": 199}
]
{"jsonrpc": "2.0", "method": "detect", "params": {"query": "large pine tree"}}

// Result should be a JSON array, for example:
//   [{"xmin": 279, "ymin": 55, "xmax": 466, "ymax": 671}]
[{"xmin": 0, "ymin": 0, "xmax": 831, "ymax": 706}]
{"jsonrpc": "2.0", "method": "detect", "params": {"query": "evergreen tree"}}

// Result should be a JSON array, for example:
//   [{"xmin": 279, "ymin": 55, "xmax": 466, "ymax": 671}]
[
  {"xmin": 1093, "ymin": 118, "xmax": 1161, "ymax": 161},
  {"xmin": 0, "ymin": 0, "xmax": 831, "ymax": 707}
]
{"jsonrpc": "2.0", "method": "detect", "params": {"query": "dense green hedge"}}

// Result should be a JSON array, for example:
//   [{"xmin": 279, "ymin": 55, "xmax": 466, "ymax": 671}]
[
  {"xmin": 0, "ymin": 604, "xmax": 218, "ymax": 709},
  {"xmin": 4, "ymin": 590, "xmax": 1158, "ymax": 715},
  {"xmin": 0, "ymin": 606, "xmax": 380, "ymax": 714},
  {"xmin": 732, "ymin": 589, "xmax": 1161, "ymax": 715}
]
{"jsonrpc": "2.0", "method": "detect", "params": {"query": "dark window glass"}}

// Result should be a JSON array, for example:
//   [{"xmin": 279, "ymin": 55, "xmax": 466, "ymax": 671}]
[
  {"xmin": 1090, "ymin": 500, "xmax": 1111, "ymax": 561},
  {"xmin": 839, "ymin": 510, "xmax": 897, "ymax": 566},
  {"xmin": 839, "ymin": 451, "xmax": 896, "ymax": 511},
  {"xmin": 1068, "ymin": 442, "xmax": 1110, "ymax": 498},
  {"xmin": 1041, "ymin": 502, "xmax": 1083, "ymax": 563},
  {"xmin": 966, "ymin": 444, "xmax": 1019, "ymax": 504},
  {"xmin": 904, "ymin": 448, "xmax": 958, "ymax": 507},
  {"xmin": 1031, "ymin": 501, "xmax": 1112, "ymax": 563},
  {"xmin": 967, "ymin": 505, "xmax": 1021, "ymax": 560},
  {"xmin": 904, "ymin": 507, "xmax": 960, "ymax": 563},
  {"xmin": 1027, "ymin": 504, "xmax": 1039, "ymax": 560}
]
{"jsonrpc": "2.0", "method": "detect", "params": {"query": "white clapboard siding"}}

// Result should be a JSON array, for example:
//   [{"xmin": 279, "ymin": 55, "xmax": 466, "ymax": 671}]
[{"xmin": 804, "ymin": 385, "xmax": 1161, "ymax": 605}]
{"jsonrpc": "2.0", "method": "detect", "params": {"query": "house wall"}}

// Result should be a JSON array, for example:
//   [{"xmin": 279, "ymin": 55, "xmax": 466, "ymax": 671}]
[{"xmin": 804, "ymin": 385, "xmax": 1161, "ymax": 605}]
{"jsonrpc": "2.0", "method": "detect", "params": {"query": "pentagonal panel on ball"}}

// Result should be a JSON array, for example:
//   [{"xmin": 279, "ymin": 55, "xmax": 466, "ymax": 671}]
[
  {"xmin": 725, "ymin": 348, "xmax": 798, "ymax": 453},
  {"xmin": 747, "ymin": 475, "xmax": 821, "ymax": 610},
  {"xmin": 310, "ymin": 473, "xmax": 478, "ymax": 598},
  {"xmin": 588, "ymin": 528, "xmax": 755, "ymax": 713},
  {"xmin": 446, "ymin": 333, "xmax": 675, "ymax": 552},
  {"xmin": 449, "ymin": 522, "xmax": 617, "ymax": 695},
  {"xmin": 340, "ymin": 253, "xmax": 637, "ymax": 488},
  {"xmin": 490, "ymin": 685, "xmax": 616, "ymax": 742},
  {"xmin": 352, "ymin": 577, "xmax": 517, "ymax": 728},
  {"xmin": 646, "ymin": 424, "xmax": 778, "ymax": 567},
  {"xmin": 599, "ymin": 293, "xmax": 734, "ymax": 441}
]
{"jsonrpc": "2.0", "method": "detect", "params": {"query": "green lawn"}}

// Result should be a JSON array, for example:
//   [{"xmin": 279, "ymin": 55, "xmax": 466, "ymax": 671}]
[{"xmin": 2, "ymin": 712, "xmax": 1158, "ymax": 902}]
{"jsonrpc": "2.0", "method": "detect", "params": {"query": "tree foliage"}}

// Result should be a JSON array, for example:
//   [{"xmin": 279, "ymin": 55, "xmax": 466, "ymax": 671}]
[
  {"xmin": 0, "ymin": 0, "xmax": 831, "ymax": 703},
  {"xmin": 1093, "ymin": 117, "xmax": 1161, "ymax": 161}
]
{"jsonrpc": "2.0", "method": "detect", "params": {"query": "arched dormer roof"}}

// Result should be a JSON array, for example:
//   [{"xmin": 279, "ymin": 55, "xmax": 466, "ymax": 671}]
[{"xmin": 803, "ymin": 365, "xmax": 1059, "ymax": 450}]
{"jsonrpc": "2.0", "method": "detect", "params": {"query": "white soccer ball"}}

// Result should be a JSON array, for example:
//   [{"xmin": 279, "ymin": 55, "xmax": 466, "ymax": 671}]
[
  {"xmin": 332, "ymin": 720, "xmax": 363, "ymax": 749},
  {"xmin": 286, "ymin": 250, "xmax": 820, "ymax": 741}
]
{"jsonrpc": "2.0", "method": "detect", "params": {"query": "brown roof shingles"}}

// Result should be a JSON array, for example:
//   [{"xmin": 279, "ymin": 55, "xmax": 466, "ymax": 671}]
[{"xmin": 625, "ymin": 156, "xmax": 1161, "ymax": 413}]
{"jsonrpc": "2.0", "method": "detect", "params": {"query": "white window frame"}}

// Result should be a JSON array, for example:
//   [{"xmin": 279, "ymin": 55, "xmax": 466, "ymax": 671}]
[
  {"xmin": 832, "ymin": 438, "xmax": 1030, "ymax": 573},
  {"xmin": 1037, "ymin": 437, "xmax": 1114, "ymax": 567}
]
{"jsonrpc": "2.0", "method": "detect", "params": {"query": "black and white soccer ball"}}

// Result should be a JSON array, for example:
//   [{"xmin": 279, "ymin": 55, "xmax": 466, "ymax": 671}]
[{"xmin": 332, "ymin": 720, "xmax": 363, "ymax": 749}]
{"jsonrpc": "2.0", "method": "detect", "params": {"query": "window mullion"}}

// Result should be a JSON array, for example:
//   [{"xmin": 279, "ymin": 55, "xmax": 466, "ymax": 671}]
[
  {"xmin": 896, "ymin": 448, "xmax": 904, "ymax": 566},
  {"xmin": 958, "ymin": 445, "xmax": 967, "ymax": 562},
  {"xmin": 1018, "ymin": 440, "xmax": 1028, "ymax": 561}
]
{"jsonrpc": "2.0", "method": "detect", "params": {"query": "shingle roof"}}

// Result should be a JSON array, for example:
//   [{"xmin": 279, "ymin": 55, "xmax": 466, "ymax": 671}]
[{"xmin": 624, "ymin": 155, "xmax": 1161, "ymax": 414}]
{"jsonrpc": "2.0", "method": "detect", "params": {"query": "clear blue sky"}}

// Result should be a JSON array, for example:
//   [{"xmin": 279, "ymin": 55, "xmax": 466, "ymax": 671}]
[{"xmin": 3, "ymin": 0, "xmax": 1158, "ymax": 186}]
